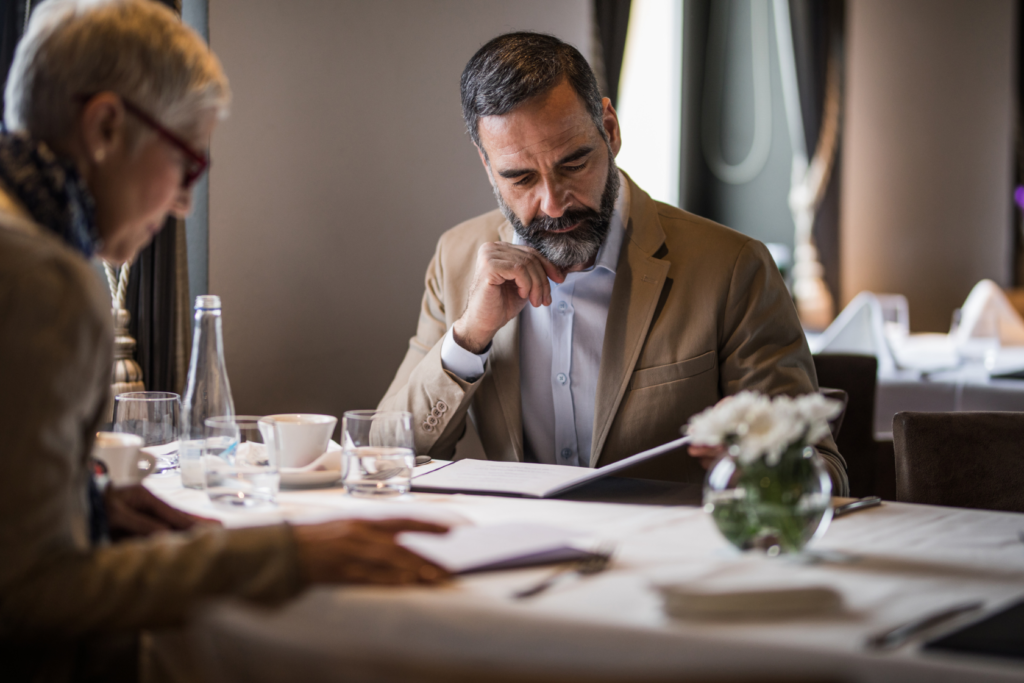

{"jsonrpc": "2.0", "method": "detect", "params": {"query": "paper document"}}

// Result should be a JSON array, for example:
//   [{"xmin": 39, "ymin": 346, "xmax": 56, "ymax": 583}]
[
  {"xmin": 411, "ymin": 436, "xmax": 690, "ymax": 498},
  {"xmin": 398, "ymin": 523, "xmax": 591, "ymax": 573}
]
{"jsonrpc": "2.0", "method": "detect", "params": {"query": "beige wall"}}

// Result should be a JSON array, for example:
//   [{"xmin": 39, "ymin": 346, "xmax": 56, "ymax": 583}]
[
  {"xmin": 841, "ymin": 0, "xmax": 1016, "ymax": 332},
  {"xmin": 208, "ymin": 1, "xmax": 591, "ymax": 422}
]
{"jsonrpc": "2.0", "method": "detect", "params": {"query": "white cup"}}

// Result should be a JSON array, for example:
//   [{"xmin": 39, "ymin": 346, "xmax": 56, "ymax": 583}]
[
  {"xmin": 258, "ymin": 414, "xmax": 337, "ymax": 469},
  {"xmin": 92, "ymin": 432, "xmax": 157, "ymax": 485}
]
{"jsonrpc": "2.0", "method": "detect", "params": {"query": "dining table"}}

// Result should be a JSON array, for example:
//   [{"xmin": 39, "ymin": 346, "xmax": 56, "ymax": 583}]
[{"xmin": 144, "ymin": 468, "xmax": 1024, "ymax": 683}]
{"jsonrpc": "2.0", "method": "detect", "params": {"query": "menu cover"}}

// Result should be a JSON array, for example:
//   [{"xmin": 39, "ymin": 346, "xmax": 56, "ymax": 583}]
[
  {"xmin": 410, "ymin": 436, "xmax": 691, "ymax": 498},
  {"xmin": 924, "ymin": 598, "xmax": 1024, "ymax": 660}
]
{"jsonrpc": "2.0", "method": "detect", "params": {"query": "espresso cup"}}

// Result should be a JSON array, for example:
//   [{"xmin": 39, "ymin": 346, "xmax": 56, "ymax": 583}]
[
  {"xmin": 92, "ymin": 432, "xmax": 157, "ymax": 485},
  {"xmin": 258, "ymin": 414, "xmax": 337, "ymax": 469}
]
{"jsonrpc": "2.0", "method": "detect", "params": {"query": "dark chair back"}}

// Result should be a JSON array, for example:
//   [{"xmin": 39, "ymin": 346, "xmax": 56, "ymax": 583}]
[
  {"xmin": 892, "ymin": 411, "xmax": 1024, "ymax": 513},
  {"xmin": 812, "ymin": 353, "xmax": 895, "ymax": 498}
]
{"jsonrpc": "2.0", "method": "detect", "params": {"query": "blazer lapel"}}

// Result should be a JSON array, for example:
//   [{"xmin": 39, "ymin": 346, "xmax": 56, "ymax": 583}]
[{"xmin": 590, "ymin": 178, "xmax": 670, "ymax": 467}]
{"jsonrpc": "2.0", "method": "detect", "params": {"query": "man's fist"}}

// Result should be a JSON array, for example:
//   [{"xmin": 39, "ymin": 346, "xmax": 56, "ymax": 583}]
[{"xmin": 452, "ymin": 242, "xmax": 564, "ymax": 353}]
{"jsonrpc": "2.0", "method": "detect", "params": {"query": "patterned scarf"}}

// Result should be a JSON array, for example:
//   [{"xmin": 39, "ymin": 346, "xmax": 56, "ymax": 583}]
[{"xmin": 0, "ymin": 132, "xmax": 99, "ymax": 257}]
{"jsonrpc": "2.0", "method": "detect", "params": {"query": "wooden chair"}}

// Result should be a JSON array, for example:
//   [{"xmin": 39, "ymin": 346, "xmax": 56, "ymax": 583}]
[{"xmin": 892, "ymin": 411, "xmax": 1024, "ymax": 512}]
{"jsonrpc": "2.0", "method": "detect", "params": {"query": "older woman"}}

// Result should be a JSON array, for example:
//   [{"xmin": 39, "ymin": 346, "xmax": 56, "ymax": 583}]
[{"xmin": 0, "ymin": 1, "xmax": 446, "ymax": 679}]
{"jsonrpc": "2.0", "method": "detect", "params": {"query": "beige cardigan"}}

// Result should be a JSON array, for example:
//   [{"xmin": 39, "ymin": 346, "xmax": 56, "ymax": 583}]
[
  {"xmin": 380, "ymin": 174, "xmax": 848, "ymax": 494},
  {"xmin": 0, "ymin": 190, "xmax": 303, "ymax": 680}
]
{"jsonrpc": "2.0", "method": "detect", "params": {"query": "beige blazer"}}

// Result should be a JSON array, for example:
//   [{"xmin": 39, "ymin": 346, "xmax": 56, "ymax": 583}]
[{"xmin": 380, "ymin": 174, "xmax": 847, "ymax": 494}]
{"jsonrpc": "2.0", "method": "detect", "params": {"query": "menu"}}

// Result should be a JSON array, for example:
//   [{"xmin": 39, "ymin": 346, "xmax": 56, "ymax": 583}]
[{"xmin": 411, "ymin": 436, "xmax": 690, "ymax": 498}]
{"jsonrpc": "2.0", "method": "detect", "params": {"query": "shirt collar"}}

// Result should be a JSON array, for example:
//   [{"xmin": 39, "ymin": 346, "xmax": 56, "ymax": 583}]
[{"xmin": 512, "ymin": 170, "xmax": 629, "ymax": 277}]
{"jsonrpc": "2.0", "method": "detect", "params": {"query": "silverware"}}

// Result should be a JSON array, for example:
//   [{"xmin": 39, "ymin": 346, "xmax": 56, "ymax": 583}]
[
  {"xmin": 834, "ymin": 496, "xmax": 882, "ymax": 518},
  {"xmin": 512, "ymin": 548, "xmax": 613, "ymax": 600},
  {"xmin": 865, "ymin": 601, "xmax": 984, "ymax": 650}
]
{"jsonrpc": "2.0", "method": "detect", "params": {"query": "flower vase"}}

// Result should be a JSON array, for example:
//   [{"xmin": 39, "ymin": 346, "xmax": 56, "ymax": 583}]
[{"xmin": 703, "ymin": 442, "xmax": 833, "ymax": 555}]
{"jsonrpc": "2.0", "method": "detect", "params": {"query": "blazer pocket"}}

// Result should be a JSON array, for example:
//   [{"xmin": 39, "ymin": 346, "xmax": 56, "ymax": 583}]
[{"xmin": 629, "ymin": 351, "xmax": 717, "ymax": 391}]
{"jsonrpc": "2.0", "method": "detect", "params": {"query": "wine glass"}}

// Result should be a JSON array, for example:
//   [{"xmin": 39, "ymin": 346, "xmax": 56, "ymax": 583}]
[{"xmin": 112, "ymin": 391, "xmax": 181, "ymax": 471}]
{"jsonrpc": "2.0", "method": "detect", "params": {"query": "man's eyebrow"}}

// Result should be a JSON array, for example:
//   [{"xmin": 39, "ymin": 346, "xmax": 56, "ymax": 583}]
[
  {"xmin": 495, "ymin": 146, "xmax": 596, "ymax": 180},
  {"xmin": 557, "ymin": 145, "xmax": 594, "ymax": 166}
]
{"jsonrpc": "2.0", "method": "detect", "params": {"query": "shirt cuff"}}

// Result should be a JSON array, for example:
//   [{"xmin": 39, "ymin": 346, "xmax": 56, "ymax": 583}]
[{"xmin": 441, "ymin": 326, "xmax": 490, "ymax": 381}]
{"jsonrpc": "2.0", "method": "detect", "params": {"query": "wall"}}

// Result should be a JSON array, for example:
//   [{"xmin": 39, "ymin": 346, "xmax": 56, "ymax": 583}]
[
  {"xmin": 208, "ymin": 1, "xmax": 592, "ymax": 423},
  {"xmin": 842, "ymin": 0, "xmax": 1016, "ymax": 332}
]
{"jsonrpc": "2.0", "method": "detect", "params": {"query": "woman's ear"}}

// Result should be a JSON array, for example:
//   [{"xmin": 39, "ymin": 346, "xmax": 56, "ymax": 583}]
[{"xmin": 78, "ymin": 92, "xmax": 126, "ymax": 165}]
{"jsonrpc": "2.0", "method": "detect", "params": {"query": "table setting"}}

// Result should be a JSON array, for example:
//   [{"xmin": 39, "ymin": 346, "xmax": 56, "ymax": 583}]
[{"xmin": 93, "ymin": 387, "xmax": 1024, "ymax": 683}]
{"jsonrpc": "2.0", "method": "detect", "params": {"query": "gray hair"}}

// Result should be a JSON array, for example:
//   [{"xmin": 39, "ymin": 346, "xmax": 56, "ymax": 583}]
[
  {"xmin": 460, "ymin": 32, "xmax": 604, "ymax": 155},
  {"xmin": 4, "ymin": 0, "xmax": 230, "ymax": 142}
]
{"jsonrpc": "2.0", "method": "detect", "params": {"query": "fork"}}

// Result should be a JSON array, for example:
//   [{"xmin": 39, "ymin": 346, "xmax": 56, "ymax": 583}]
[{"xmin": 512, "ymin": 547, "xmax": 614, "ymax": 600}]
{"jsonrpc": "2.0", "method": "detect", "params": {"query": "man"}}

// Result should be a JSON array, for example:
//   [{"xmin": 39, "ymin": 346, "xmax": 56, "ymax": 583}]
[{"xmin": 379, "ymin": 32, "xmax": 847, "ymax": 494}]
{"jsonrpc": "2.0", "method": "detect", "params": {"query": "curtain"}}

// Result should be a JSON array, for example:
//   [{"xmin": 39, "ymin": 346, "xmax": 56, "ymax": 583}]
[
  {"xmin": 679, "ymin": 0, "xmax": 844, "ymax": 321},
  {"xmin": 127, "ymin": 0, "xmax": 191, "ymax": 395},
  {"xmin": 593, "ymin": 0, "xmax": 632, "ymax": 107},
  {"xmin": 0, "ymin": 1, "xmax": 33, "ymax": 124},
  {"xmin": 788, "ymin": 0, "xmax": 844, "ymax": 313}
]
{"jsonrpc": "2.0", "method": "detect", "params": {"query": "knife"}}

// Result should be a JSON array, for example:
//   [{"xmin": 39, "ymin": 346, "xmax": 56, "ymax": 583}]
[
  {"xmin": 834, "ymin": 496, "xmax": 882, "ymax": 518},
  {"xmin": 865, "ymin": 601, "xmax": 984, "ymax": 651}
]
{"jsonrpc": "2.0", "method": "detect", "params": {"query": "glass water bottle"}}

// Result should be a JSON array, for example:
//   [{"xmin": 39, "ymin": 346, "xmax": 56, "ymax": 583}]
[{"xmin": 180, "ymin": 295, "xmax": 236, "ymax": 489}]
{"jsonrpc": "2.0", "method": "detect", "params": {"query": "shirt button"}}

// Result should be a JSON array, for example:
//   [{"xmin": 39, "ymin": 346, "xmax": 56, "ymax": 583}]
[
  {"xmin": 558, "ymin": 301, "xmax": 568, "ymax": 312},
  {"xmin": 561, "ymin": 448, "xmax": 572, "ymax": 459},
  {"xmin": 556, "ymin": 373, "xmax": 567, "ymax": 385}
]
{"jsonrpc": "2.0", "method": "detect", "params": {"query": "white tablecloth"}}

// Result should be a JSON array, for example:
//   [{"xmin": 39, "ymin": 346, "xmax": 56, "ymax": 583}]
[
  {"xmin": 876, "ymin": 366, "xmax": 1024, "ymax": 439},
  {"xmin": 145, "ymin": 475, "xmax": 1024, "ymax": 683}
]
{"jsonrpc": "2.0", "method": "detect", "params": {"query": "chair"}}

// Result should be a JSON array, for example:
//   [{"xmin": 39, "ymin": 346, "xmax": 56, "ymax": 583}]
[
  {"xmin": 892, "ymin": 411, "xmax": 1024, "ymax": 512},
  {"xmin": 812, "ymin": 353, "xmax": 896, "ymax": 499}
]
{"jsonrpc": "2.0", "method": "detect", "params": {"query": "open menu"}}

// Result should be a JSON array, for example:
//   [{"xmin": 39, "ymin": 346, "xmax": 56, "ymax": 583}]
[
  {"xmin": 398, "ymin": 523, "xmax": 593, "ymax": 573},
  {"xmin": 411, "ymin": 436, "xmax": 690, "ymax": 498}
]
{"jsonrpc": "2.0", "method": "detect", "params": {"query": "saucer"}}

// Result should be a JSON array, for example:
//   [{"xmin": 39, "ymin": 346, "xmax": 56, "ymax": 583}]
[{"xmin": 280, "ymin": 469, "xmax": 341, "ymax": 488}]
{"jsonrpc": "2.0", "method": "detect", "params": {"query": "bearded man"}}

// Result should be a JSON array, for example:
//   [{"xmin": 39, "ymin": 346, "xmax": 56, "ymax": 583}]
[{"xmin": 379, "ymin": 32, "xmax": 848, "ymax": 494}]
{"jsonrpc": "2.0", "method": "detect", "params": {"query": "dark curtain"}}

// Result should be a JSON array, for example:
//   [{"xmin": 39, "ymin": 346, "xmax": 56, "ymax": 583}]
[
  {"xmin": 789, "ymin": 0, "xmax": 845, "ymax": 312},
  {"xmin": 593, "ymin": 0, "xmax": 632, "ymax": 108},
  {"xmin": 126, "ymin": 0, "xmax": 188, "ymax": 394},
  {"xmin": 0, "ymin": 1, "xmax": 33, "ymax": 123},
  {"xmin": 680, "ymin": 0, "xmax": 844, "ymax": 309}
]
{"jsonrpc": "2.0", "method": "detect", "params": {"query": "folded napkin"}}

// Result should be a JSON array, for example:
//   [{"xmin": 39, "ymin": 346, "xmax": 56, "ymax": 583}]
[
  {"xmin": 280, "ymin": 440, "xmax": 342, "ymax": 473},
  {"xmin": 954, "ymin": 279, "xmax": 1024, "ymax": 347},
  {"xmin": 656, "ymin": 583, "xmax": 844, "ymax": 619}
]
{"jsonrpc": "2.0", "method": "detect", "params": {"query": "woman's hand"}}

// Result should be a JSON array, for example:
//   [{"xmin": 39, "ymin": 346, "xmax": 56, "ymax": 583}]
[
  {"xmin": 105, "ymin": 483, "xmax": 220, "ymax": 538},
  {"xmin": 292, "ymin": 519, "xmax": 451, "ymax": 586}
]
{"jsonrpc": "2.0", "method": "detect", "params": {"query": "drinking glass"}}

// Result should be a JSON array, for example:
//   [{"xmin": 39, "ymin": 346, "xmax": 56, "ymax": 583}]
[
  {"xmin": 203, "ymin": 416, "xmax": 278, "ymax": 507},
  {"xmin": 341, "ymin": 410, "xmax": 415, "ymax": 496},
  {"xmin": 113, "ymin": 391, "xmax": 180, "ymax": 471}
]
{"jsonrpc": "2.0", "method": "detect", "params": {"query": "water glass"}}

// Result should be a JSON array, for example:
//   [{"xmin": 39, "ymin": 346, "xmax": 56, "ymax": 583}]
[
  {"xmin": 113, "ymin": 391, "xmax": 180, "ymax": 471},
  {"xmin": 203, "ymin": 416, "xmax": 278, "ymax": 507},
  {"xmin": 341, "ymin": 410, "xmax": 415, "ymax": 496}
]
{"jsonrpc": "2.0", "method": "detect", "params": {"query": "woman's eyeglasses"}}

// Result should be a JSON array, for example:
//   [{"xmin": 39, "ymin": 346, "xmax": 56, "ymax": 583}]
[{"xmin": 77, "ymin": 94, "xmax": 209, "ymax": 189}]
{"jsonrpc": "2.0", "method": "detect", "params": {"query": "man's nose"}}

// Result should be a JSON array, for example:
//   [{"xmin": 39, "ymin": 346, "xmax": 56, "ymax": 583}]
[
  {"xmin": 171, "ymin": 186, "xmax": 193, "ymax": 218},
  {"xmin": 537, "ymin": 176, "xmax": 569, "ymax": 219}
]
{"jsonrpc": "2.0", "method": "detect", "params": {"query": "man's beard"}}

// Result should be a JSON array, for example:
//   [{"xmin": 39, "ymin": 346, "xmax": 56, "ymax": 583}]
[{"xmin": 494, "ymin": 152, "xmax": 620, "ymax": 271}]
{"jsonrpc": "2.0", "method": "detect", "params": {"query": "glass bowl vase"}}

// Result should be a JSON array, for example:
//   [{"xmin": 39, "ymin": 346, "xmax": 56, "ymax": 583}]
[{"xmin": 703, "ymin": 442, "xmax": 833, "ymax": 555}]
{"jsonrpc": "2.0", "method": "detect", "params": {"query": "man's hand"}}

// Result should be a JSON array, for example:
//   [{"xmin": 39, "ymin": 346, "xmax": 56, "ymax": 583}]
[
  {"xmin": 688, "ymin": 445, "xmax": 726, "ymax": 471},
  {"xmin": 452, "ymin": 242, "xmax": 564, "ymax": 353},
  {"xmin": 293, "ymin": 518, "xmax": 451, "ymax": 585},
  {"xmin": 105, "ymin": 484, "xmax": 220, "ymax": 539}
]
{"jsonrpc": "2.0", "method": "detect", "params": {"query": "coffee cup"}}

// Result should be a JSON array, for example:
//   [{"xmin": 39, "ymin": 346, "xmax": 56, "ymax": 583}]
[
  {"xmin": 92, "ymin": 432, "xmax": 157, "ymax": 485},
  {"xmin": 258, "ymin": 414, "xmax": 337, "ymax": 469}
]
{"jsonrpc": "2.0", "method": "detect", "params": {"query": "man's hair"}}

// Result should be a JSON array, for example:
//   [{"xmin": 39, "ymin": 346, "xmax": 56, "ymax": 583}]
[
  {"xmin": 460, "ymin": 32, "xmax": 603, "ymax": 155},
  {"xmin": 5, "ymin": 0, "xmax": 230, "ymax": 142}
]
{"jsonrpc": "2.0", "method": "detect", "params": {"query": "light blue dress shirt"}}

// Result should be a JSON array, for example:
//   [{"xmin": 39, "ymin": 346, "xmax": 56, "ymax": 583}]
[{"xmin": 441, "ymin": 173, "xmax": 630, "ymax": 466}]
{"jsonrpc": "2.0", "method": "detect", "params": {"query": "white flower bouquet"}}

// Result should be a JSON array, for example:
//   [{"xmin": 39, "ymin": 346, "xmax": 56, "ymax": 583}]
[{"xmin": 686, "ymin": 391, "xmax": 842, "ymax": 466}]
